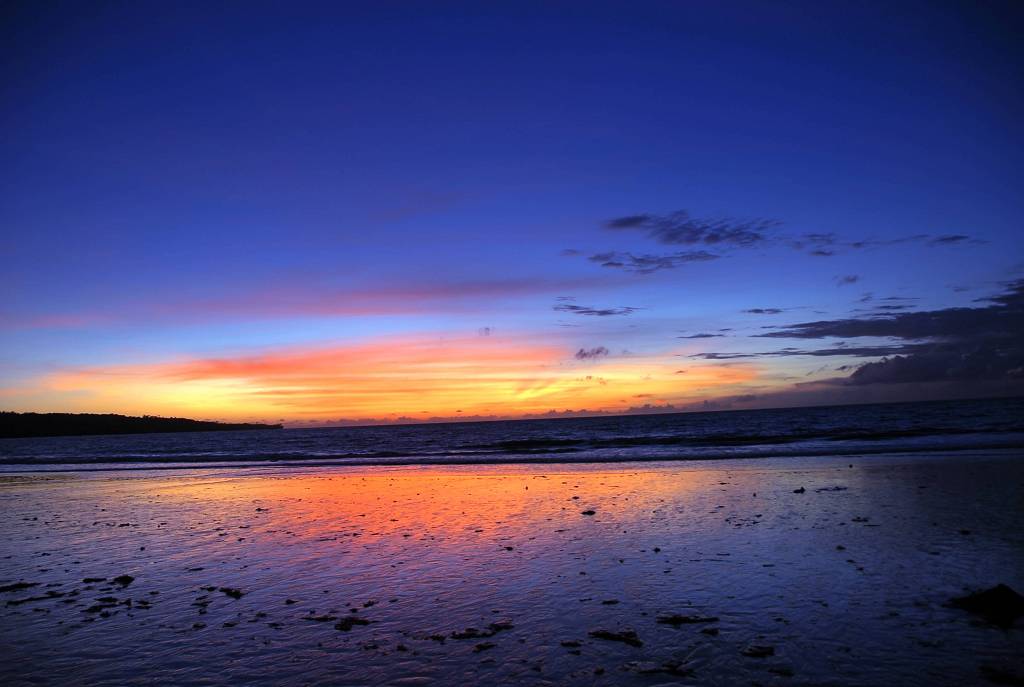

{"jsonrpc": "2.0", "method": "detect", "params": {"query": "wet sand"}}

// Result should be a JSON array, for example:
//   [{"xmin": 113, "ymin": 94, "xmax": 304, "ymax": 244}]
[{"xmin": 1, "ymin": 451, "xmax": 1022, "ymax": 686}]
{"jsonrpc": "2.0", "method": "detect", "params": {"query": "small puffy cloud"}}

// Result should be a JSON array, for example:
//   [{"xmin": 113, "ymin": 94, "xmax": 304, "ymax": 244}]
[{"xmin": 574, "ymin": 346, "xmax": 610, "ymax": 360}]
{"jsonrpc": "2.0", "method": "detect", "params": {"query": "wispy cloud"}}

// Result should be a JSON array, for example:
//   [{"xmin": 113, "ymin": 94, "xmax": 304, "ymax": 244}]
[
  {"xmin": 573, "ymin": 208, "xmax": 983, "ymax": 277},
  {"xmin": 554, "ymin": 304, "xmax": 639, "ymax": 317},
  {"xmin": 689, "ymin": 343, "xmax": 931, "ymax": 360},
  {"xmin": 929, "ymin": 234, "xmax": 973, "ymax": 245},
  {"xmin": 0, "ymin": 277, "xmax": 617, "ymax": 330},
  {"xmin": 586, "ymin": 250, "xmax": 719, "ymax": 274},
  {"xmin": 606, "ymin": 210, "xmax": 781, "ymax": 247},
  {"xmin": 792, "ymin": 232, "xmax": 983, "ymax": 256}
]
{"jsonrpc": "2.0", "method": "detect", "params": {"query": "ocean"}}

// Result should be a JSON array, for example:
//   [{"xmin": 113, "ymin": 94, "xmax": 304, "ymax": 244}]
[{"xmin": 2, "ymin": 397, "xmax": 1022, "ymax": 471}]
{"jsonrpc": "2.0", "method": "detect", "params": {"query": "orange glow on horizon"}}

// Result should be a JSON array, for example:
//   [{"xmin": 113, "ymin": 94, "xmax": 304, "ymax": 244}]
[{"xmin": 25, "ymin": 333, "xmax": 759, "ymax": 423}]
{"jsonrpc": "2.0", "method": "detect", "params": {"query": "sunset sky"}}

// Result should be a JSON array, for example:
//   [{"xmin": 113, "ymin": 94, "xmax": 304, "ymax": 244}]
[{"xmin": 2, "ymin": 2, "xmax": 1022, "ymax": 425}]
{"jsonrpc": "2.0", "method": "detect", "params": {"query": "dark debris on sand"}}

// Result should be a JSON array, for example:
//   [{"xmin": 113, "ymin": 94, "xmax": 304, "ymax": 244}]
[
  {"xmin": 656, "ymin": 613, "xmax": 719, "ymax": 626},
  {"xmin": 7, "ymin": 590, "xmax": 65, "ymax": 606},
  {"xmin": 741, "ymin": 644, "xmax": 775, "ymax": 658},
  {"xmin": 949, "ymin": 584, "xmax": 1024, "ymax": 629},
  {"xmin": 335, "ymin": 616, "xmax": 371, "ymax": 631},
  {"xmin": 589, "ymin": 629, "xmax": 642, "ymax": 647},
  {"xmin": 450, "ymin": 620, "xmax": 514, "ymax": 640},
  {"xmin": 625, "ymin": 659, "xmax": 693, "ymax": 677},
  {"xmin": 0, "ymin": 582, "xmax": 40, "ymax": 593},
  {"xmin": 980, "ymin": 664, "xmax": 1024, "ymax": 686}
]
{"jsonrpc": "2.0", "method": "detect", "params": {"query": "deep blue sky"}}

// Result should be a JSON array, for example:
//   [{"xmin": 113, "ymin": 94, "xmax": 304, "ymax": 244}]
[{"xmin": 2, "ymin": 1, "xmax": 1022, "ymax": 422}]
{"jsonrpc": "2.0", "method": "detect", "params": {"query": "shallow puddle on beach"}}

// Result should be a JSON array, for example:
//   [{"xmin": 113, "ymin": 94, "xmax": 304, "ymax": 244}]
[{"xmin": 1, "ymin": 453, "xmax": 1022, "ymax": 686}]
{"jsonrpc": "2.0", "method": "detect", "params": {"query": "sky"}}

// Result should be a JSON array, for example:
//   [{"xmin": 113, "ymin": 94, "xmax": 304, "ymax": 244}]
[{"xmin": 2, "ymin": 1, "xmax": 1022, "ymax": 426}]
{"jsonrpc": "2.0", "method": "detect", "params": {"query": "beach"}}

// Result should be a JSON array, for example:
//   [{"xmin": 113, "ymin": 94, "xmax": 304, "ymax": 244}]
[
  {"xmin": 1, "ymin": 450, "xmax": 1022, "ymax": 686},
  {"xmin": 6, "ymin": 2, "xmax": 1023, "ymax": 683}
]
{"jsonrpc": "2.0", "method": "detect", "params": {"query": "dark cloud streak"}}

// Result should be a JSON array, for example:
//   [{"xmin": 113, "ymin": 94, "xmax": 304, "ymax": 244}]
[
  {"xmin": 735, "ymin": 280, "xmax": 1024, "ymax": 387},
  {"xmin": 555, "ymin": 303, "xmax": 639, "ymax": 317},
  {"xmin": 689, "ymin": 343, "xmax": 932, "ymax": 360},
  {"xmin": 606, "ymin": 210, "xmax": 780, "ymax": 248},
  {"xmin": 587, "ymin": 250, "xmax": 720, "ymax": 274},
  {"xmin": 792, "ymin": 232, "xmax": 981, "ymax": 256}
]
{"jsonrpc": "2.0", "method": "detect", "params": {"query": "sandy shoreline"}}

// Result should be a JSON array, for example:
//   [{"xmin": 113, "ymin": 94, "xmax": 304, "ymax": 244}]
[{"xmin": 1, "ymin": 451, "xmax": 1022, "ymax": 685}]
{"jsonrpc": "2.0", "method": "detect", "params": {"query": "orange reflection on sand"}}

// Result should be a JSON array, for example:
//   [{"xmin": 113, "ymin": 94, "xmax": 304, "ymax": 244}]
[{"xmin": 149, "ymin": 466, "xmax": 710, "ymax": 540}]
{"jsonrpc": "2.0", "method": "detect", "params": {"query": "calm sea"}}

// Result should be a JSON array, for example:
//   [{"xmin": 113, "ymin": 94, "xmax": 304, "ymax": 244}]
[{"xmin": 1, "ymin": 397, "xmax": 1022, "ymax": 471}]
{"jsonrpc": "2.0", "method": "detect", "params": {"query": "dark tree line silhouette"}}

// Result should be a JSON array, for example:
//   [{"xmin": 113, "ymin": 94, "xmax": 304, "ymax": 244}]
[{"xmin": 0, "ymin": 412, "xmax": 282, "ymax": 438}]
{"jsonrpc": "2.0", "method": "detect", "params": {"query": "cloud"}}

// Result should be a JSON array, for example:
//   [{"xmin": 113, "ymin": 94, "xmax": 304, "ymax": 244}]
[
  {"xmin": 860, "ymin": 304, "xmax": 912, "ymax": 312},
  {"xmin": 623, "ymin": 402, "xmax": 681, "ymax": 414},
  {"xmin": 752, "ymin": 279, "xmax": 1024, "ymax": 387},
  {"xmin": 743, "ymin": 308, "xmax": 784, "ymax": 315},
  {"xmin": 554, "ymin": 304, "xmax": 639, "ymax": 317},
  {"xmin": 858, "ymin": 293, "xmax": 918, "ymax": 305},
  {"xmin": 791, "ymin": 232, "xmax": 982, "ymax": 256},
  {"xmin": 575, "ymin": 209, "xmax": 983, "ymax": 280},
  {"xmin": 586, "ymin": 250, "xmax": 720, "ymax": 274},
  {"xmin": 1, "ymin": 276, "xmax": 617, "ymax": 330},
  {"xmin": 574, "ymin": 346, "xmax": 610, "ymax": 360},
  {"xmin": 606, "ymin": 210, "xmax": 780, "ymax": 247},
  {"xmin": 677, "ymin": 333, "xmax": 725, "ymax": 339},
  {"xmin": 841, "ymin": 344, "xmax": 1023, "ymax": 385},
  {"xmin": 597, "ymin": 209, "xmax": 983, "ymax": 266},
  {"xmin": 759, "ymin": 280, "xmax": 1023, "ymax": 341},
  {"xmin": 929, "ymin": 234, "xmax": 972, "ymax": 245},
  {"xmin": 835, "ymin": 275, "xmax": 860, "ymax": 286},
  {"xmin": 689, "ymin": 343, "xmax": 932, "ymax": 360}
]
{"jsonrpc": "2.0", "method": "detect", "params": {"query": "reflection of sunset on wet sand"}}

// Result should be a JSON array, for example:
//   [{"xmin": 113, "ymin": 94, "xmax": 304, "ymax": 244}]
[
  {"xmin": 2, "ymin": 455, "xmax": 1022, "ymax": 685},
  {"xmin": 155, "ymin": 467, "xmax": 708, "ymax": 539}
]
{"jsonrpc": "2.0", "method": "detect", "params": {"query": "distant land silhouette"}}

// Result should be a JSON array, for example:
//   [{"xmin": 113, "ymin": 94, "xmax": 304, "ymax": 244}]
[{"xmin": 0, "ymin": 412, "xmax": 283, "ymax": 438}]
